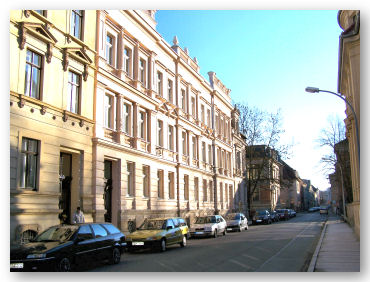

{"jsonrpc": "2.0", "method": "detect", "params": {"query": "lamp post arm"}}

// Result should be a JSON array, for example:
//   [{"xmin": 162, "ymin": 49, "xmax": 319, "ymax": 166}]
[{"xmin": 319, "ymin": 90, "xmax": 360, "ymax": 167}]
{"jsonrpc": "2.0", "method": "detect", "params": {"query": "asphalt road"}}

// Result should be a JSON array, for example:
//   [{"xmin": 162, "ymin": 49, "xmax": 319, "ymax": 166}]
[{"xmin": 87, "ymin": 212, "xmax": 327, "ymax": 272}]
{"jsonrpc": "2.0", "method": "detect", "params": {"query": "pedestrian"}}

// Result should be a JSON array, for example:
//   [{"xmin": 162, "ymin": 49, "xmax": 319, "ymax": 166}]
[{"xmin": 72, "ymin": 206, "xmax": 85, "ymax": 224}]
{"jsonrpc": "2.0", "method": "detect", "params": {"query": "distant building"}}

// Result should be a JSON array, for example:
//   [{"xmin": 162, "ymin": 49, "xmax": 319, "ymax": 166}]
[
  {"xmin": 279, "ymin": 161, "xmax": 303, "ymax": 211},
  {"xmin": 246, "ymin": 145, "xmax": 282, "ymax": 213}
]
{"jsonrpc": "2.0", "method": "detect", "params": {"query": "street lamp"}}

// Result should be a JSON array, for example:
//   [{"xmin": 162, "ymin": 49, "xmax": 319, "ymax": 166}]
[{"xmin": 305, "ymin": 87, "xmax": 360, "ymax": 167}]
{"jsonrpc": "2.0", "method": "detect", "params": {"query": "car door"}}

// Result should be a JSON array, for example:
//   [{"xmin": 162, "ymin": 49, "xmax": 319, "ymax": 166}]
[
  {"xmin": 74, "ymin": 225, "xmax": 96, "ymax": 265},
  {"xmin": 165, "ymin": 219, "xmax": 177, "ymax": 245},
  {"xmin": 91, "ymin": 224, "xmax": 111, "ymax": 260}
]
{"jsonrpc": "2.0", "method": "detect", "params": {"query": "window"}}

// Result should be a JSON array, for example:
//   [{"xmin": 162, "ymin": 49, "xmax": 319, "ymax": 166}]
[
  {"xmin": 202, "ymin": 142, "xmax": 206, "ymax": 163},
  {"xmin": 123, "ymin": 47, "xmax": 132, "ymax": 76},
  {"xmin": 138, "ymin": 110, "xmax": 147, "ymax": 140},
  {"xmin": 67, "ymin": 71, "xmax": 81, "ymax": 114},
  {"xmin": 182, "ymin": 131, "xmax": 188, "ymax": 156},
  {"xmin": 192, "ymin": 136, "xmax": 197, "ymax": 160},
  {"xmin": 25, "ymin": 50, "xmax": 42, "ymax": 99},
  {"xmin": 220, "ymin": 182, "xmax": 223, "ymax": 203},
  {"xmin": 209, "ymin": 180, "xmax": 214, "ymax": 202},
  {"xmin": 194, "ymin": 177, "xmax": 199, "ymax": 201},
  {"xmin": 236, "ymin": 151, "xmax": 241, "ymax": 171},
  {"xmin": 104, "ymin": 94, "xmax": 114, "ymax": 129},
  {"xmin": 157, "ymin": 169, "xmax": 164, "ymax": 198},
  {"xmin": 200, "ymin": 104, "xmax": 205, "ymax": 123},
  {"xmin": 181, "ymin": 89, "xmax": 186, "ymax": 112},
  {"xmin": 139, "ymin": 58, "xmax": 146, "ymax": 86},
  {"xmin": 106, "ymin": 34, "xmax": 114, "ymax": 66},
  {"xmin": 102, "ymin": 224, "xmax": 120, "ymax": 235},
  {"xmin": 168, "ymin": 172, "xmax": 175, "ymax": 199},
  {"xmin": 168, "ymin": 125, "xmax": 174, "ymax": 151},
  {"xmin": 184, "ymin": 175, "xmax": 189, "ymax": 200},
  {"xmin": 91, "ymin": 224, "xmax": 108, "ymax": 238},
  {"xmin": 157, "ymin": 71, "xmax": 163, "ymax": 96},
  {"xmin": 207, "ymin": 109, "xmax": 211, "ymax": 127},
  {"xmin": 203, "ymin": 179, "xmax": 207, "ymax": 202},
  {"xmin": 208, "ymin": 144, "xmax": 212, "ymax": 165},
  {"xmin": 168, "ymin": 79, "xmax": 173, "ymax": 103},
  {"xmin": 143, "ymin": 165, "xmax": 149, "ymax": 198},
  {"xmin": 157, "ymin": 120, "xmax": 163, "ymax": 147},
  {"xmin": 20, "ymin": 137, "xmax": 39, "ymax": 190},
  {"xmin": 127, "ymin": 162, "xmax": 135, "ymax": 196},
  {"xmin": 122, "ymin": 103, "xmax": 131, "ymax": 135},
  {"xmin": 70, "ymin": 10, "xmax": 83, "ymax": 40},
  {"xmin": 190, "ymin": 96, "xmax": 196, "ymax": 118},
  {"xmin": 77, "ymin": 225, "xmax": 93, "ymax": 240},
  {"xmin": 35, "ymin": 10, "xmax": 46, "ymax": 16}
]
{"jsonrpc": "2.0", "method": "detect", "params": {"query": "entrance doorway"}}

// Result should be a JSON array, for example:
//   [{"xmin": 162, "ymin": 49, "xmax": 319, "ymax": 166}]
[
  {"xmin": 59, "ymin": 153, "xmax": 72, "ymax": 223},
  {"xmin": 104, "ymin": 160, "xmax": 113, "ymax": 223}
]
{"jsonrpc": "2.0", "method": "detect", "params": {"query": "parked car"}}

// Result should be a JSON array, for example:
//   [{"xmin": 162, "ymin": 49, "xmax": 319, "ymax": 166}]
[
  {"xmin": 320, "ymin": 206, "xmax": 329, "ymax": 214},
  {"xmin": 10, "ymin": 223, "xmax": 126, "ymax": 272},
  {"xmin": 189, "ymin": 215, "xmax": 227, "ymax": 238},
  {"xmin": 252, "ymin": 210, "xmax": 272, "ymax": 225},
  {"xmin": 269, "ymin": 210, "xmax": 280, "ymax": 222},
  {"xmin": 276, "ymin": 209, "xmax": 290, "ymax": 220},
  {"xmin": 308, "ymin": 207, "xmax": 321, "ymax": 212},
  {"xmin": 173, "ymin": 217, "xmax": 190, "ymax": 239},
  {"xmin": 125, "ymin": 217, "xmax": 186, "ymax": 252},
  {"xmin": 287, "ymin": 209, "xmax": 297, "ymax": 217},
  {"xmin": 225, "ymin": 213, "xmax": 249, "ymax": 232}
]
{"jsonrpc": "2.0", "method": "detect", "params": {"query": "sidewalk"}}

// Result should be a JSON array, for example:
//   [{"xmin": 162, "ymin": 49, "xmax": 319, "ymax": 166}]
[{"xmin": 308, "ymin": 212, "xmax": 360, "ymax": 272}]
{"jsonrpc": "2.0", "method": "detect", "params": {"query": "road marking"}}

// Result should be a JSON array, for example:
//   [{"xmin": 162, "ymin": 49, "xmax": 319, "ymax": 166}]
[
  {"xmin": 229, "ymin": 259, "xmax": 253, "ymax": 270},
  {"xmin": 255, "ymin": 221, "xmax": 315, "ymax": 272},
  {"xmin": 242, "ymin": 253, "xmax": 261, "ymax": 262}
]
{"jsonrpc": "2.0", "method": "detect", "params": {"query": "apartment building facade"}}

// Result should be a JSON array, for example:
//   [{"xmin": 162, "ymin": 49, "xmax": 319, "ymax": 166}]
[
  {"xmin": 10, "ymin": 10, "xmax": 96, "ymax": 244},
  {"xmin": 93, "ymin": 10, "xmax": 246, "ymax": 232},
  {"xmin": 337, "ymin": 10, "xmax": 360, "ymax": 238}
]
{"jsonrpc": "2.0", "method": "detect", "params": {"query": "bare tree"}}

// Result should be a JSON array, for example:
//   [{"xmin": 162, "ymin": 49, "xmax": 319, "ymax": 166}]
[
  {"xmin": 316, "ymin": 115, "xmax": 346, "ymax": 173},
  {"xmin": 235, "ymin": 102, "xmax": 291, "ymax": 216}
]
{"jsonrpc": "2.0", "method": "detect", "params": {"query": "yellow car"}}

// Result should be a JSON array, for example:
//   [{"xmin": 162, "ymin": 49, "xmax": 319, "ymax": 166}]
[
  {"xmin": 173, "ymin": 217, "xmax": 190, "ymax": 239},
  {"xmin": 126, "ymin": 218, "xmax": 186, "ymax": 252}
]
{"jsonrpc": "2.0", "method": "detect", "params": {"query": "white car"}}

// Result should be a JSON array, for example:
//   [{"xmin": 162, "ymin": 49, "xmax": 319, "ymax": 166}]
[
  {"xmin": 225, "ymin": 213, "xmax": 249, "ymax": 232},
  {"xmin": 190, "ymin": 215, "xmax": 227, "ymax": 238}
]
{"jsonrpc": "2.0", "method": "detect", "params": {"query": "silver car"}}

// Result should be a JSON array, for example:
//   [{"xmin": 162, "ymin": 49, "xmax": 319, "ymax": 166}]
[
  {"xmin": 225, "ymin": 213, "xmax": 249, "ymax": 232},
  {"xmin": 190, "ymin": 215, "xmax": 227, "ymax": 238}
]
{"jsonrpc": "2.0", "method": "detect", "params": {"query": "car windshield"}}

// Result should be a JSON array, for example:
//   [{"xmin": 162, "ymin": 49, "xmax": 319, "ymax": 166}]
[
  {"xmin": 195, "ymin": 216, "xmax": 216, "ymax": 224},
  {"xmin": 225, "ymin": 214, "xmax": 240, "ymax": 220},
  {"xmin": 34, "ymin": 225, "xmax": 79, "ymax": 242},
  {"xmin": 139, "ymin": 220, "xmax": 166, "ymax": 230}
]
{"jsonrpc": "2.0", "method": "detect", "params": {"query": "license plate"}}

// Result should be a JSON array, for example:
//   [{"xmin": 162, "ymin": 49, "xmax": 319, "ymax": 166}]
[
  {"xmin": 132, "ymin": 242, "xmax": 144, "ymax": 246},
  {"xmin": 10, "ymin": 263, "xmax": 24, "ymax": 269},
  {"xmin": 256, "ymin": 220, "xmax": 262, "ymax": 222},
  {"xmin": 227, "ymin": 228, "xmax": 232, "ymax": 231},
  {"xmin": 195, "ymin": 232, "xmax": 203, "ymax": 235}
]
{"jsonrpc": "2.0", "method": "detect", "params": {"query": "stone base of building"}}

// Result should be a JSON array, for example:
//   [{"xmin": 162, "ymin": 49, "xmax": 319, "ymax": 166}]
[{"xmin": 346, "ymin": 201, "xmax": 360, "ymax": 239}]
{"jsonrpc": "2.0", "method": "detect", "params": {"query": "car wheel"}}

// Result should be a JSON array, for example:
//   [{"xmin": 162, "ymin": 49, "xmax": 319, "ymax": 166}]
[
  {"xmin": 239, "ymin": 226, "xmax": 242, "ymax": 232},
  {"xmin": 213, "ymin": 229, "xmax": 218, "ymax": 238},
  {"xmin": 180, "ymin": 236, "xmax": 187, "ymax": 247},
  {"xmin": 57, "ymin": 257, "xmax": 71, "ymax": 272},
  {"xmin": 109, "ymin": 247, "xmax": 121, "ymax": 265},
  {"xmin": 160, "ymin": 238, "xmax": 166, "ymax": 252},
  {"xmin": 223, "ymin": 228, "xmax": 227, "ymax": 236},
  {"xmin": 245, "ymin": 224, "xmax": 249, "ymax": 230}
]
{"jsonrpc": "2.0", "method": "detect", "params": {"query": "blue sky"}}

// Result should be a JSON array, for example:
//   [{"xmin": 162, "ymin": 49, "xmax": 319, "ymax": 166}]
[{"xmin": 156, "ymin": 10, "xmax": 346, "ymax": 190}]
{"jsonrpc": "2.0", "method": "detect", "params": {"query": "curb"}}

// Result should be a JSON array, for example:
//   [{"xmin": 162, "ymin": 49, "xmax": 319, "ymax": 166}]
[{"xmin": 307, "ymin": 219, "xmax": 328, "ymax": 272}]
